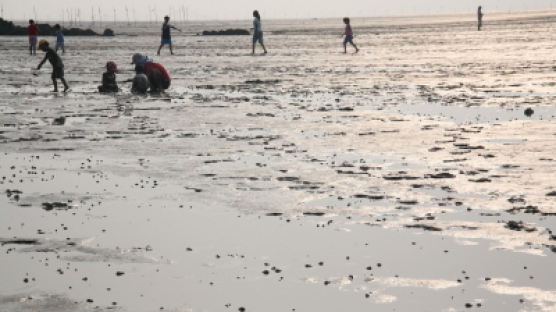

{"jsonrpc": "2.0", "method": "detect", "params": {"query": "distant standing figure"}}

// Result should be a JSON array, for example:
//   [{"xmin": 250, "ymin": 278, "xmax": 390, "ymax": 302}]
[
  {"xmin": 27, "ymin": 20, "xmax": 39, "ymax": 55},
  {"xmin": 98, "ymin": 61, "xmax": 119, "ymax": 93},
  {"xmin": 157, "ymin": 16, "xmax": 182, "ymax": 56},
  {"xmin": 477, "ymin": 6, "xmax": 484, "ymax": 31},
  {"xmin": 36, "ymin": 40, "xmax": 69, "ymax": 92},
  {"xmin": 343, "ymin": 17, "xmax": 359, "ymax": 53},
  {"xmin": 54, "ymin": 24, "xmax": 65, "ymax": 54},
  {"xmin": 252, "ymin": 10, "xmax": 267, "ymax": 55}
]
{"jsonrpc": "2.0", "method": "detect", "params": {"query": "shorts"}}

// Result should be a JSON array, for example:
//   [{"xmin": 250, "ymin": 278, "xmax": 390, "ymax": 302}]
[
  {"xmin": 55, "ymin": 41, "xmax": 64, "ymax": 50},
  {"xmin": 343, "ymin": 35, "xmax": 354, "ymax": 45},
  {"xmin": 51, "ymin": 67, "xmax": 64, "ymax": 79},
  {"xmin": 161, "ymin": 38, "xmax": 172, "ymax": 45},
  {"xmin": 253, "ymin": 32, "xmax": 263, "ymax": 43},
  {"xmin": 29, "ymin": 36, "xmax": 37, "ymax": 46}
]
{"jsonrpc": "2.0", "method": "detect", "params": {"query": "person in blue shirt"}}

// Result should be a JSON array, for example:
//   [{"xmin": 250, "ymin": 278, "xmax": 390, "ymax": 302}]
[
  {"xmin": 54, "ymin": 24, "xmax": 65, "ymax": 54},
  {"xmin": 157, "ymin": 16, "xmax": 182, "ymax": 56},
  {"xmin": 252, "ymin": 10, "xmax": 267, "ymax": 55}
]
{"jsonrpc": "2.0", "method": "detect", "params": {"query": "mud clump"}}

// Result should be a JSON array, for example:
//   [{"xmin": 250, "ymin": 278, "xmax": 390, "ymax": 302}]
[
  {"xmin": 524, "ymin": 108, "xmax": 534, "ymax": 117},
  {"xmin": 405, "ymin": 224, "xmax": 442, "ymax": 231},
  {"xmin": 41, "ymin": 202, "xmax": 70, "ymax": 211},
  {"xmin": 425, "ymin": 172, "xmax": 456, "ymax": 179},
  {"xmin": 52, "ymin": 116, "xmax": 66, "ymax": 126},
  {"xmin": 505, "ymin": 221, "xmax": 536, "ymax": 232},
  {"xmin": 202, "ymin": 29, "xmax": 249, "ymax": 36}
]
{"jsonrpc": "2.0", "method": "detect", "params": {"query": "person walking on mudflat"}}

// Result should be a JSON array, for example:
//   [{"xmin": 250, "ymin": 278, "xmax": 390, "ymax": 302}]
[
  {"xmin": 477, "ymin": 6, "xmax": 484, "ymax": 31},
  {"xmin": 252, "ymin": 10, "xmax": 268, "ymax": 55},
  {"xmin": 343, "ymin": 17, "xmax": 359, "ymax": 53},
  {"xmin": 157, "ymin": 16, "xmax": 182, "ymax": 56}
]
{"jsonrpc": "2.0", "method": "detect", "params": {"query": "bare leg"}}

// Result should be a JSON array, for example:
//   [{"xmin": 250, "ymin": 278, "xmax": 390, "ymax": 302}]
[
  {"xmin": 343, "ymin": 42, "xmax": 347, "ymax": 53},
  {"xmin": 252, "ymin": 42, "xmax": 256, "ymax": 55},
  {"xmin": 62, "ymin": 45, "xmax": 65, "ymax": 54},
  {"xmin": 157, "ymin": 44, "xmax": 164, "ymax": 55},
  {"xmin": 351, "ymin": 42, "xmax": 359, "ymax": 53},
  {"xmin": 52, "ymin": 78, "xmax": 58, "ymax": 92},
  {"xmin": 260, "ymin": 42, "xmax": 267, "ymax": 54},
  {"xmin": 169, "ymin": 43, "xmax": 174, "ymax": 55},
  {"xmin": 61, "ymin": 78, "xmax": 69, "ymax": 92}
]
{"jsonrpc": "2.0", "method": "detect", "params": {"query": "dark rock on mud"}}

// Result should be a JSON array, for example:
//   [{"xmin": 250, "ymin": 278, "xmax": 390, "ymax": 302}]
[
  {"xmin": 266, "ymin": 212, "xmax": 283, "ymax": 216},
  {"xmin": 303, "ymin": 212, "xmax": 326, "ymax": 216},
  {"xmin": 405, "ymin": 224, "xmax": 442, "ymax": 231},
  {"xmin": 524, "ymin": 108, "xmax": 534, "ymax": 117},
  {"xmin": 425, "ymin": 172, "xmax": 455, "ymax": 179},
  {"xmin": 353, "ymin": 194, "xmax": 385, "ymax": 200},
  {"xmin": 41, "ymin": 202, "xmax": 70, "ymax": 211},
  {"xmin": 52, "ymin": 116, "xmax": 66, "ymax": 126},
  {"xmin": 202, "ymin": 29, "xmax": 250, "ymax": 36},
  {"xmin": 469, "ymin": 178, "xmax": 491, "ymax": 183},
  {"xmin": 507, "ymin": 206, "xmax": 540, "ymax": 214},
  {"xmin": 505, "ymin": 221, "xmax": 536, "ymax": 232},
  {"xmin": 0, "ymin": 238, "xmax": 40, "ymax": 246},
  {"xmin": 103, "ymin": 28, "xmax": 115, "ymax": 36},
  {"xmin": 0, "ymin": 18, "xmax": 98, "ymax": 36},
  {"xmin": 546, "ymin": 191, "xmax": 556, "ymax": 197}
]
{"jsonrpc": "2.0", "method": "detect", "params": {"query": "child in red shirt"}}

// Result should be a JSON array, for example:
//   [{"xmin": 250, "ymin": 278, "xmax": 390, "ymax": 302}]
[{"xmin": 28, "ymin": 20, "xmax": 39, "ymax": 55}]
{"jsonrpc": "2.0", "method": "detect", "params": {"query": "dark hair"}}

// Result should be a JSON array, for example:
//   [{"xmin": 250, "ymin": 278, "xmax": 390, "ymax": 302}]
[
  {"xmin": 54, "ymin": 24, "xmax": 61, "ymax": 29},
  {"xmin": 29, "ymin": 19, "xmax": 34, "ymax": 24},
  {"xmin": 343, "ymin": 17, "xmax": 350, "ymax": 24},
  {"xmin": 164, "ymin": 16, "xmax": 170, "ymax": 20},
  {"xmin": 253, "ymin": 10, "xmax": 260, "ymax": 20}
]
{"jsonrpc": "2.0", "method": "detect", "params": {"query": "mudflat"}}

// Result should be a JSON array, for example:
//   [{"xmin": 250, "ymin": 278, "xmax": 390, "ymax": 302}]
[{"xmin": 1, "ymin": 10, "xmax": 556, "ymax": 312}]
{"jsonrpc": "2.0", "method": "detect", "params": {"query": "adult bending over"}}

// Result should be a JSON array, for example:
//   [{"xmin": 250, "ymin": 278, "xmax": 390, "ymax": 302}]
[{"xmin": 131, "ymin": 53, "xmax": 171, "ymax": 93}]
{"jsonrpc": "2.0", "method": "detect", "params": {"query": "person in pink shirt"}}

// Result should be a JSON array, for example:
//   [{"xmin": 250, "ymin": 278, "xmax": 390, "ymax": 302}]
[
  {"xmin": 27, "ymin": 20, "xmax": 39, "ymax": 55},
  {"xmin": 342, "ymin": 17, "xmax": 359, "ymax": 54}
]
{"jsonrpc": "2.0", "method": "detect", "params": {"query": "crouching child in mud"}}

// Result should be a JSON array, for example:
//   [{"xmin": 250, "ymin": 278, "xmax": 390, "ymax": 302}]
[
  {"xmin": 98, "ymin": 61, "xmax": 119, "ymax": 93},
  {"xmin": 131, "ymin": 53, "xmax": 171, "ymax": 94},
  {"xmin": 131, "ymin": 66, "xmax": 150, "ymax": 95},
  {"xmin": 36, "ymin": 40, "xmax": 69, "ymax": 92}
]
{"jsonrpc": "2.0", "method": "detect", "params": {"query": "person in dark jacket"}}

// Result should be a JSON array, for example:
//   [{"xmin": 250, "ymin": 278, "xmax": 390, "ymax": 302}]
[
  {"xmin": 36, "ymin": 39, "xmax": 69, "ymax": 92},
  {"xmin": 98, "ymin": 61, "xmax": 119, "ymax": 93}
]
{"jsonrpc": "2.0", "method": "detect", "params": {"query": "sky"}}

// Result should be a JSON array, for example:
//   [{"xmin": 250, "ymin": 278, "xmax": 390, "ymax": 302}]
[{"xmin": 1, "ymin": 0, "xmax": 555, "ymax": 21}]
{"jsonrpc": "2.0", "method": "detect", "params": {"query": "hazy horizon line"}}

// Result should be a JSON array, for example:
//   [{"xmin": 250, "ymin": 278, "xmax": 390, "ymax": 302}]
[{"xmin": 4, "ymin": 7, "xmax": 556, "ymax": 24}]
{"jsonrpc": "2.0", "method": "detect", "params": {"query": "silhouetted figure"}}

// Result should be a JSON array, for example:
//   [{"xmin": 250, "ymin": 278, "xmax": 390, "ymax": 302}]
[
  {"xmin": 252, "ymin": 10, "xmax": 267, "ymax": 55},
  {"xmin": 27, "ymin": 19, "xmax": 38, "ymax": 55},
  {"xmin": 157, "ymin": 16, "xmax": 182, "ymax": 56},
  {"xmin": 478, "ymin": 6, "xmax": 484, "ymax": 31},
  {"xmin": 54, "ymin": 24, "xmax": 65, "ymax": 54},
  {"xmin": 36, "ymin": 40, "xmax": 69, "ymax": 92},
  {"xmin": 343, "ymin": 17, "xmax": 359, "ymax": 53}
]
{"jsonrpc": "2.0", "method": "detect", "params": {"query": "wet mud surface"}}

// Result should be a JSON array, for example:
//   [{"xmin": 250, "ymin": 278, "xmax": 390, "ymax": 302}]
[{"xmin": 1, "ymin": 11, "xmax": 556, "ymax": 312}]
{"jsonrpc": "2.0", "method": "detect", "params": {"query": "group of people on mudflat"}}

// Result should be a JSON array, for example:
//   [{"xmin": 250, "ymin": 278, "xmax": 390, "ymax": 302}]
[{"xmin": 28, "ymin": 7, "xmax": 485, "ymax": 94}]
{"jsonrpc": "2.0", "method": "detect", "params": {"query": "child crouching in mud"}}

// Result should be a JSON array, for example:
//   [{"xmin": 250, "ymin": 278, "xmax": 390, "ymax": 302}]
[
  {"xmin": 131, "ymin": 53, "xmax": 171, "ymax": 93},
  {"xmin": 98, "ymin": 61, "xmax": 119, "ymax": 93},
  {"xmin": 131, "ymin": 66, "xmax": 150, "ymax": 95},
  {"xmin": 36, "ymin": 39, "xmax": 69, "ymax": 92}
]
